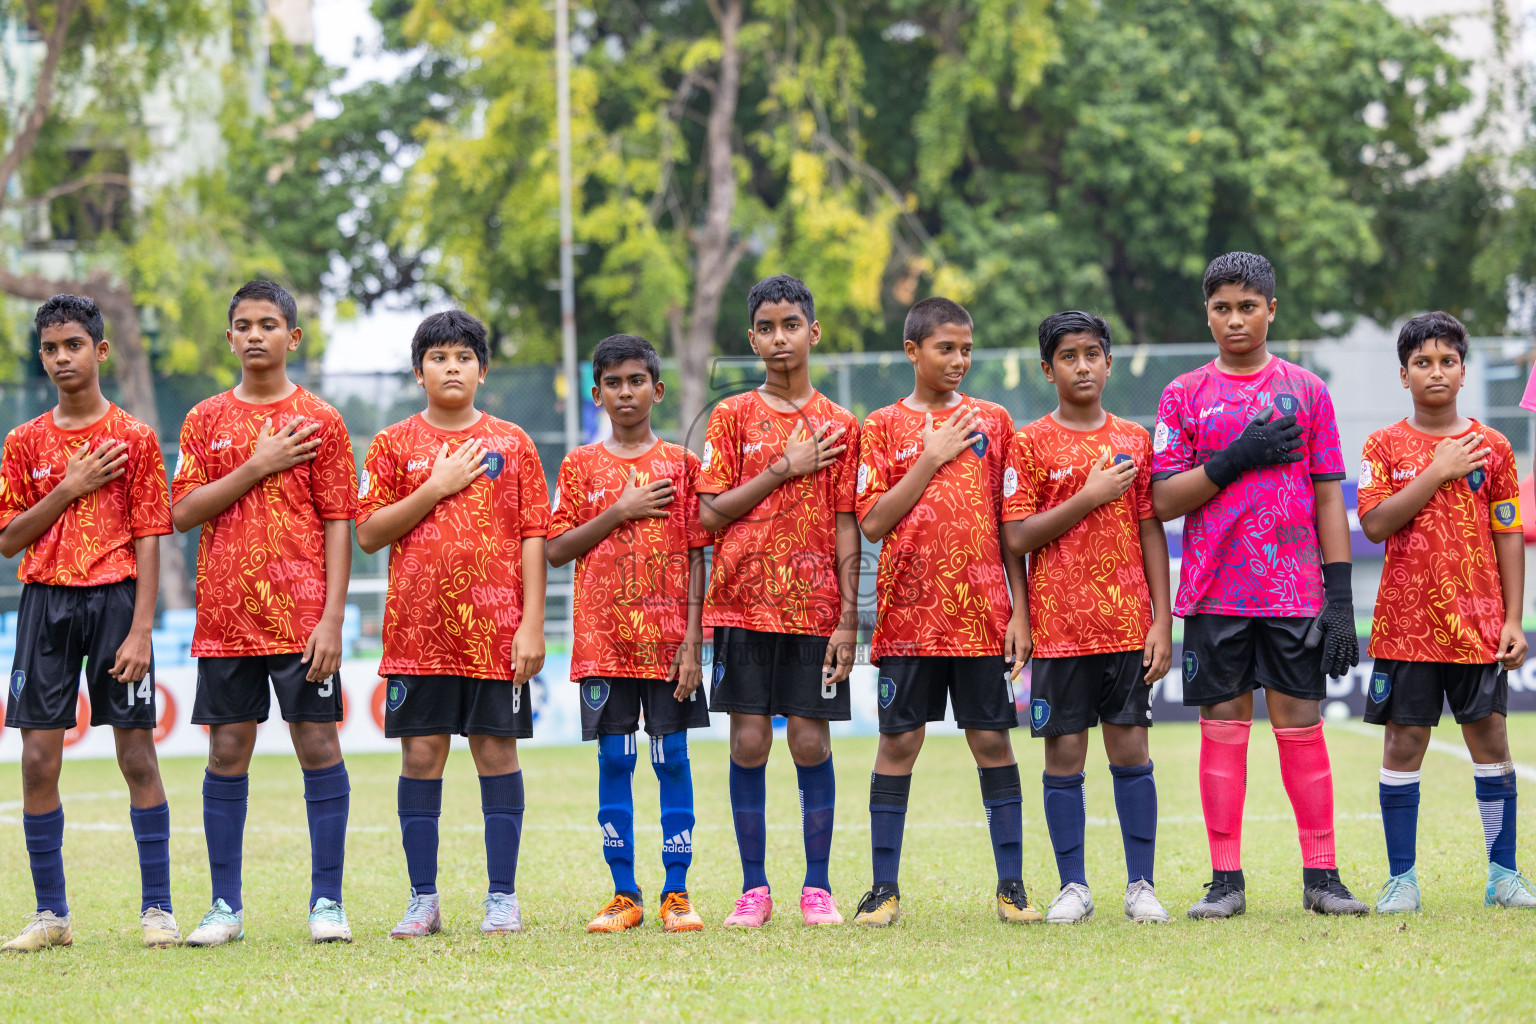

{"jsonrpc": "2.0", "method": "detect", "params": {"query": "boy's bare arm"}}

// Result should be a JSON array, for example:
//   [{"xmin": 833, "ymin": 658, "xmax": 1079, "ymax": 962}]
[
  {"xmin": 0, "ymin": 440, "xmax": 127, "ymax": 557},
  {"xmin": 698, "ymin": 423, "xmax": 844, "ymax": 533},
  {"xmin": 1002, "ymin": 543, "xmax": 1030, "ymax": 677},
  {"xmin": 511, "ymin": 536, "xmax": 547, "ymax": 685},
  {"xmin": 303, "ymin": 519, "xmax": 353, "ymax": 682},
  {"xmin": 1359, "ymin": 433, "xmax": 1488, "ymax": 543},
  {"xmin": 1313, "ymin": 479, "xmax": 1351, "ymax": 564},
  {"xmin": 1493, "ymin": 531, "xmax": 1528, "ymax": 669},
  {"xmin": 821, "ymin": 510, "xmax": 861, "ymax": 686},
  {"xmin": 1138, "ymin": 517, "xmax": 1173, "ymax": 683},
  {"xmin": 669, "ymin": 546, "xmax": 707, "ymax": 700},
  {"xmin": 1150, "ymin": 468, "xmax": 1220, "ymax": 522},
  {"xmin": 172, "ymin": 417, "xmax": 320, "ymax": 532}
]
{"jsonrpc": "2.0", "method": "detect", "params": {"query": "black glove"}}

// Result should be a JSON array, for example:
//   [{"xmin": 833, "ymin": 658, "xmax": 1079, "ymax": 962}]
[
  {"xmin": 1203, "ymin": 408, "xmax": 1304, "ymax": 489},
  {"xmin": 1312, "ymin": 561, "xmax": 1359, "ymax": 679}
]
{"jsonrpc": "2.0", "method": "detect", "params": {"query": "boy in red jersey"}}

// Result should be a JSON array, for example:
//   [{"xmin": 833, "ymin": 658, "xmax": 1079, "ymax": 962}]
[
  {"xmin": 1002, "ymin": 311, "xmax": 1173, "ymax": 925},
  {"xmin": 358, "ymin": 310, "xmax": 549, "ymax": 939},
  {"xmin": 0, "ymin": 295, "xmax": 177, "ymax": 952},
  {"xmin": 698, "ymin": 275, "xmax": 860, "ymax": 928},
  {"xmin": 173, "ymin": 281, "xmax": 358, "ymax": 946},
  {"xmin": 1358, "ymin": 311, "xmax": 1533, "ymax": 913},
  {"xmin": 852, "ymin": 296, "xmax": 1034, "ymax": 927},
  {"xmin": 548, "ymin": 334, "xmax": 711, "ymax": 935}
]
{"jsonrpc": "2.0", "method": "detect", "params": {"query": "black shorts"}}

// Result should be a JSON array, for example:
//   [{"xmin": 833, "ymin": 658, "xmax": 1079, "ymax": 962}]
[
  {"xmin": 1362, "ymin": 659, "xmax": 1507, "ymax": 727},
  {"xmin": 1028, "ymin": 649, "xmax": 1152, "ymax": 737},
  {"xmin": 383, "ymin": 675, "xmax": 533, "ymax": 738},
  {"xmin": 1179, "ymin": 614, "xmax": 1324, "ymax": 707},
  {"xmin": 708, "ymin": 626, "xmax": 849, "ymax": 720},
  {"xmin": 875, "ymin": 655, "xmax": 1018, "ymax": 734},
  {"xmin": 5, "ymin": 580, "xmax": 155, "ymax": 731},
  {"xmin": 578, "ymin": 677, "xmax": 711, "ymax": 741},
  {"xmin": 192, "ymin": 653, "xmax": 342, "ymax": 725}
]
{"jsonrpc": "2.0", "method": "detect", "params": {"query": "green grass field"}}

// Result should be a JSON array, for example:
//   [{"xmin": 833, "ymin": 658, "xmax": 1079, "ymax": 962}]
[{"xmin": 3, "ymin": 718, "xmax": 1536, "ymax": 1022}]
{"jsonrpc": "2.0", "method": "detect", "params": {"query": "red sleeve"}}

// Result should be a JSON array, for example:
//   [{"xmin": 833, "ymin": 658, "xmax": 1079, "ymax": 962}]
[
  {"xmin": 854, "ymin": 412, "xmax": 889, "ymax": 524},
  {"xmin": 1000, "ymin": 429, "xmax": 1037, "ymax": 523},
  {"xmin": 697, "ymin": 403, "xmax": 738, "ymax": 495},
  {"xmin": 1356, "ymin": 430, "xmax": 1392, "ymax": 519},
  {"xmin": 1490, "ymin": 434, "xmax": 1523, "ymax": 533},
  {"xmin": 355, "ymin": 432, "xmax": 397, "ymax": 527},
  {"xmin": 313, "ymin": 406, "xmax": 359, "ymax": 520},
  {"xmin": 991, "ymin": 408, "xmax": 1014, "ymax": 521},
  {"xmin": 832, "ymin": 413, "xmax": 859, "ymax": 514},
  {"xmin": 128, "ymin": 428, "xmax": 173, "ymax": 538},
  {"xmin": 170, "ymin": 407, "xmax": 209, "ymax": 507},
  {"xmin": 1134, "ymin": 427, "xmax": 1154, "ymax": 521},
  {"xmin": 684, "ymin": 451, "xmax": 710, "ymax": 549},
  {"xmin": 517, "ymin": 435, "xmax": 551, "ymax": 538},
  {"xmin": 0, "ymin": 429, "xmax": 29, "ymax": 532},
  {"xmin": 547, "ymin": 452, "xmax": 582, "ymax": 540}
]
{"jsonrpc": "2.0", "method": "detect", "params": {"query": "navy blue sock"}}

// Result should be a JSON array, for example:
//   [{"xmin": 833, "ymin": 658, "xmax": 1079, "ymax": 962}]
[
  {"xmin": 1476, "ymin": 765, "xmax": 1518, "ymax": 871},
  {"xmin": 730, "ymin": 760, "xmax": 769, "ymax": 892},
  {"xmin": 979, "ymin": 764, "xmax": 1023, "ymax": 885},
  {"xmin": 1379, "ymin": 768, "xmax": 1420, "ymax": 876},
  {"xmin": 129, "ymin": 802, "xmax": 172, "ymax": 913},
  {"xmin": 651, "ymin": 732, "xmax": 695, "ymax": 895},
  {"xmin": 797, "ymin": 755, "xmax": 836, "ymax": 892},
  {"xmin": 202, "ymin": 770, "xmax": 248, "ymax": 912},
  {"xmin": 397, "ymin": 776, "xmax": 443, "ymax": 895},
  {"xmin": 1043, "ymin": 770, "xmax": 1088, "ymax": 888},
  {"xmin": 302, "ymin": 761, "xmax": 349, "ymax": 906},
  {"xmin": 1109, "ymin": 761, "xmax": 1157, "ymax": 885},
  {"xmin": 870, "ymin": 773, "xmax": 910, "ymax": 891},
  {"xmin": 481, "ymin": 770, "xmax": 524, "ymax": 894},
  {"xmin": 23, "ymin": 808, "xmax": 67, "ymax": 916},
  {"xmin": 598, "ymin": 734, "xmax": 638, "ymax": 897}
]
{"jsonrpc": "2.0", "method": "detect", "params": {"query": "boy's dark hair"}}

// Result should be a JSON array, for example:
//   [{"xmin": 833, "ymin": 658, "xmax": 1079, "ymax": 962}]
[
  {"xmin": 1396, "ymin": 311, "xmax": 1468, "ymax": 366},
  {"xmin": 228, "ymin": 280, "xmax": 299, "ymax": 330},
  {"xmin": 591, "ymin": 333, "xmax": 661, "ymax": 384},
  {"xmin": 904, "ymin": 296, "xmax": 973, "ymax": 345},
  {"xmin": 35, "ymin": 294, "xmax": 104, "ymax": 343},
  {"xmin": 411, "ymin": 310, "xmax": 490, "ymax": 373},
  {"xmin": 747, "ymin": 274, "xmax": 815, "ymax": 325},
  {"xmin": 1202, "ymin": 251, "xmax": 1276, "ymax": 302},
  {"xmin": 1038, "ymin": 311, "xmax": 1112, "ymax": 364}
]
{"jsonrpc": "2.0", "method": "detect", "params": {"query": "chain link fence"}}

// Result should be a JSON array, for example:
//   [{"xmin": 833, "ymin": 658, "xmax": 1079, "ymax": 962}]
[{"xmin": 0, "ymin": 337, "xmax": 1531, "ymax": 638}]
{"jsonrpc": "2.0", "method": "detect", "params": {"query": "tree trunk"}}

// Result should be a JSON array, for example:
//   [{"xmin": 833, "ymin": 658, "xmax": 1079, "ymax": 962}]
[{"xmin": 675, "ymin": 0, "xmax": 748, "ymax": 451}]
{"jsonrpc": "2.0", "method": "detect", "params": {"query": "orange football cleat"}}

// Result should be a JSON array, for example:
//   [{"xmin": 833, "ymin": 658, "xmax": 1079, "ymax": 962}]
[
  {"xmin": 587, "ymin": 894, "xmax": 644, "ymax": 933},
  {"xmin": 660, "ymin": 892, "xmax": 704, "ymax": 933}
]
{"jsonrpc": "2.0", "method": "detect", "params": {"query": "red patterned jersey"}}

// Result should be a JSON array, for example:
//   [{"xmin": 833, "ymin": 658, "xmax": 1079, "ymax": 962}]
[
  {"xmin": 1359, "ymin": 419, "xmax": 1522, "ymax": 664},
  {"xmin": 359, "ymin": 412, "xmax": 550, "ymax": 680},
  {"xmin": 856, "ymin": 397, "xmax": 1016, "ymax": 659},
  {"xmin": 172, "ymin": 388, "xmax": 357, "ymax": 656},
  {"xmin": 0, "ymin": 405, "xmax": 171, "ymax": 586},
  {"xmin": 698, "ymin": 389, "xmax": 859, "ymax": 636},
  {"xmin": 549, "ymin": 440, "xmax": 710, "ymax": 679},
  {"xmin": 1002, "ymin": 413, "xmax": 1155, "ymax": 658}
]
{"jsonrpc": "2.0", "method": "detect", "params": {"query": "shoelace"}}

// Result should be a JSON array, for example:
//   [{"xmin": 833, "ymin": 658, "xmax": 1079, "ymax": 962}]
[
  {"xmin": 660, "ymin": 894, "xmax": 691, "ymax": 917},
  {"xmin": 997, "ymin": 885, "xmax": 1026, "ymax": 907},
  {"xmin": 731, "ymin": 890, "xmax": 769, "ymax": 917},
  {"xmin": 600, "ymin": 895, "xmax": 637, "ymax": 917},
  {"xmin": 311, "ymin": 900, "xmax": 347, "ymax": 924},
  {"xmin": 481, "ymin": 893, "xmax": 518, "ymax": 926},
  {"xmin": 1199, "ymin": 881, "xmax": 1239, "ymax": 901},
  {"xmin": 399, "ymin": 895, "xmax": 437, "ymax": 926},
  {"xmin": 802, "ymin": 890, "xmax": 834, "ymax": 914},
  {"xmin": 201, "ymin": 901, "xmax": 239, "ymax": 926},
  {"xmin": 1377, "ymin": 876, "xmax": 1412, "ymax": 904},
  {"xmin": 857, "ymin": 889, "xmax": 893, "ymax": 914},
  {"xmin": 1126, "ymin": 880, "xmax": 1154, "ymax": 904}
]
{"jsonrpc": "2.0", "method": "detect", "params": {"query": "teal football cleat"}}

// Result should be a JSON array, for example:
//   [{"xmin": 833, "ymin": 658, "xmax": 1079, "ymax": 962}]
[
  {"xmin": 308, "ymin": 898, "xmax": 353, "ymax": 943},
  {"xmin": 1486, "ymin": 863, "xmax": 1536, "ymax": 908},
  {"xmin": 185, "ymin": 899, "xmax": 244, "ymax": 947},
  {"xmin": 1375, "ymin": 868, "xmax": 1421, "ymax": 914}
]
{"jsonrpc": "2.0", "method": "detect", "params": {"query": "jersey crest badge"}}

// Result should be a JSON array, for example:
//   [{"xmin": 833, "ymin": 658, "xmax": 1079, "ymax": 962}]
[
  {"xmin": 386, "ymin": 678, "xmax": 407, "ymax": 711},
  {"xmin": 1467, "ymin": 467, "xmax": 1485, "ymax": 492},
  {"xmin": 481, "ymin": 451, "xmax": 505, "ymax": 480},
  {"xmin": 967, "ymin": 431, "xmax": 988, "ymax": 459},
  {"xmin": 1182, "ymin": 651, "xmax": 1198, "ymax": 681},
  {"xmin": 1030, "ymin": 698, "xmax": 1050, "ymax": 729},
  {"xmin": 877, "ymin": 676, "xmax": 896, "ymax": 709},
  {"xmin": 1369, "ymin": 671, "xmax": 1390, "ymax": 704},
  {"xmin": 9, "ymin": 670, "xmax": 23, "ymax": 697},
  {"xmin": 583, "ymin": 679, "xmax": 610, "ymax": 711},
  {"xmin": 1274, "ymin": 393, "xmax": 1299, "ymax": 417}
]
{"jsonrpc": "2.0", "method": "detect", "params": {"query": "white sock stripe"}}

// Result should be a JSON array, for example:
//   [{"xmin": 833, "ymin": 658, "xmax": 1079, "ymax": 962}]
[
  {"xmin": 1473, "ymin": 761, "xmax": 1516, "ymax": 778},
  {"xmin": 651, "ymin": 735, "xmax": 663, "ymax": 764},
  {"xmin": 1478, "ymin": 800, "xmax": 1504, "ymax": 855},
  {"xmin": 1380, "ymin": 767, "xmax": 1421, "ymax": 786}
]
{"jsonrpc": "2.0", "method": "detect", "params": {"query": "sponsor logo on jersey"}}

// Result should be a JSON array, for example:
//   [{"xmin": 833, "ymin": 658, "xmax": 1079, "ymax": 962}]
[
  {"xmin": 386, "ymin": 678, "xmax": 407, "ymax": 711},
  {"xmin": 357, "ymin": 469, "xmax": 370, "ymax": 500},
  {"xmin": 210, "ymin": 437, "xmax": 233, "ymax": 452},
  {"xmin": 30, "ymin": 465, "xmax": 51, "ymax": 480},
  {"xmin": 1198, "ymin": 404, "xmax": 1225, "ymax": 420},
  {"xmin": 877, "ymin": 675, "xmax": 896, "ymax": 709},
  {"xmin": 1467, "ymin": 467, "xmax": 1485, "ymax": 492},
  {"xmin": 1358, "ymin": 459, "xmax": 1372, "ymax": 488},
  {"xmin": 406, "ymin": 457, "xmax": 431, "ymax": 472},
  {"xmin": 895, "ymin": 442, "xmax": 920, "ymax": 463},
  {"xmin": 701, "ymin": 441, "xmax": 714, "ymax": 472},
  {"xmin": 9, "ymin": 670, "xmax": 24, "ymax": 697},
  {"xmin": 857, "ymin": 463, "xmax": 869, "ymax": 495},
  {"xmin": 741, "ymin": 441, "xmax": 764, "ymax": 456},
  {"xmin": 586, "ymin": 487, "xmax": 607, "ymax": 504},
  {"xmin": 967, "ymin": 431, "xmax": 988, "ymax": 459},
  {"xmin": 1274, "ymin": 392, "xmax": 1299, "ymax": 417},
  {"xmin": 481, "ymin": 451, "xmax": 505, "ymax": 480},
  {"xmin": 1030, "ymin": 698, "xmax": 1050, "ymax": 729},
  {"xmin": 1153, "ymin": 421, "xmax": 1170, "ymax": 453},
  {"xmin": 1048, "ymin": 467, "xmax": 1074, "ymax": 482},
  {"xmin": 1002, "ymin": 465, "xmax": 1019, "ymax": 498},
  {"xmin": 1182, "ymin": 651, "xmax": 1198, "ymax": 680},
  {"xmin": 583, "ymin": 678, "xmax": 610, "ymax": 711},
  {"xmin": 1494, "ymin": 499, "xmax": 1518, "ymax": 527},
  {"xmin": 1369, "ymin": 671, "xmax": 1391, "ymax": 704},
  {"xmin": 1392, "ymin": 467, "xmax": 1417, "ymax": 482}
]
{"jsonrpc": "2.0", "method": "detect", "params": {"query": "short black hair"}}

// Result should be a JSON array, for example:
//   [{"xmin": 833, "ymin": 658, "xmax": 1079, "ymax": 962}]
[
  {"xmin": 229, "ymin": 280, "xmax": 299, "ymax": 330},
  {"xmin": 411, "ymin": 310, "xmax": 490, "ymax": 373},
  {"xmin": 1396, "ymin": 311, "xmax": 1468, "ymax": 366},
  {"xmin": 747, "ymin": 274, "xmax": 815, "ymax": 325},
  {"xmin": 592, "ymin": 333, "xmax": 661, "ymax": 384},
  {"xmin": 1202, "ymin": 251, "xmax": 1276, "ymax": 302},
  {"xmin": 1038, "ymin": 311, "xmax": 1111, "ymax": 364},
  {"xmin": 904, "ymin": 296, "xmax": 973, "ymax": 345},
  {"xmin": 35, "ymin": 294, "xmax": 104, "ymax": 343}
]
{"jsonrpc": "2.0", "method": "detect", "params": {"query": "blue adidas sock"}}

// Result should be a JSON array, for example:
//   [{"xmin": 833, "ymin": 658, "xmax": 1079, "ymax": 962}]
[
  {"xmin": 397, "ymin": 776, "xmax": 443, "ymax": 895},
  {"xmin": 1043, "ymin": 770, "xmax": 1088, "ymax": 888},
  {"xmin": 23, "ymin": 807, "xmax": 67, "ymax": 916},
  {"xmin": 979, "ymin": 764, "xmax": 1024, "ymax": 885},
  {"xmin": 1379, "ymin": 767, "xmax": 1420, "ymax": 876},
  {"xmin": 203, "ymin": 770, "xmax": 248, "ymax": 912},
  {"xmin": 302, "ymin": 761, "xmax": 350, "ymax": 906},
  {"xmin": 1109, "ymin": 761, "xmax": 1157, "ymax": 885},
  {"xmin": 129, "ymin": 802, "xmax": 172, "ymax": 913},
  {"xmin": 797, "ymin": 755, "xmax": 836, "ymax": 892},
  {"xmin": 481, "ymin": 770, "xmax": 524, "ymax": 895},
  {"xmin": 651, "ymin": 732, "xmax": 695, "ymax": 895},
  {"xmin": 597, "ymin": 734, "xmax": 638, "ymax": 897},
  {"xmin": 730, "ymin": 760, "xmax": 769, "ymax": 892},
  {"xmin": 869, "ymin": 772, "xmax": 910, "ymax": 891},
  {"xmin": 1475, "ymin": 763, "xmax": 1518, "ymax": 871}
]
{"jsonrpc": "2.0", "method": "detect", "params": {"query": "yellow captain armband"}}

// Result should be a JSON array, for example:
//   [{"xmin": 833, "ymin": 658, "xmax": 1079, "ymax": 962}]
[{"xmin": 1491, "ymin": 498, "xmax": 1522, "ymax": 531}]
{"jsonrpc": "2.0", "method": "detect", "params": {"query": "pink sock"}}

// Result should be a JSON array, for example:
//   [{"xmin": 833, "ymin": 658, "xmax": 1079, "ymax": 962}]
[
  {"xmin": 1199, "ymin": 718, "xmax": 1251, "ymax": 871},
  {"xmin": 1274, "ymin": 722, "xmax": 1336, "ymax": 869}
]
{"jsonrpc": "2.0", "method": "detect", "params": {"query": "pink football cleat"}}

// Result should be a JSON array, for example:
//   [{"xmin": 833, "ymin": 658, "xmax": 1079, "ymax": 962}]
[
  {"xmin": 722, "ymin": 886, "xmax": 773, "ymax": 927},
  {"xmin": 799, "ymin": 886, "xmax": 844, "ymax": 926}
]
